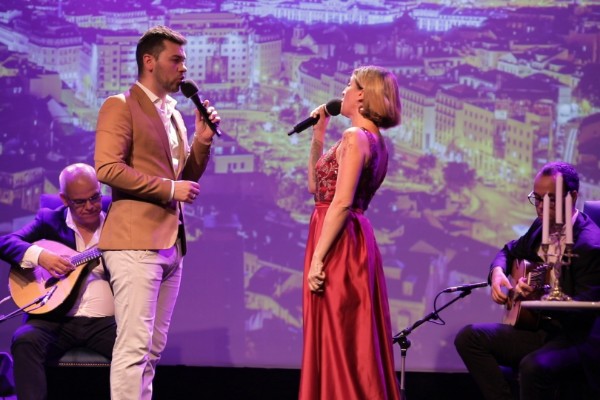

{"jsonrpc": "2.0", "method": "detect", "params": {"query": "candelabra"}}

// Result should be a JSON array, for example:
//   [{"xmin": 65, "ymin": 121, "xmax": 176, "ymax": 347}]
[{"xmin": 540, "ymin": 229, "xmax": 575, "ymax": 302}]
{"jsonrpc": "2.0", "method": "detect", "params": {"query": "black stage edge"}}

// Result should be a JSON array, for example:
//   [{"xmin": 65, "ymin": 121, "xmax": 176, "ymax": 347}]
[{"xmin": 47, "ymin": 366, "xmax": 484, "ymax": 400}]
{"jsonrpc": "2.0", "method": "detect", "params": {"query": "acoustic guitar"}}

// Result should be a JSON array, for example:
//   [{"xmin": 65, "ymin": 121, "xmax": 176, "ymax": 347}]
[
  {"xmin": 8, "ymin": 239, "xmax": 102, "ymax": 315},
  {"xmin": 502, "ymin": 259, "xmax": 550, "ymax": 330}
]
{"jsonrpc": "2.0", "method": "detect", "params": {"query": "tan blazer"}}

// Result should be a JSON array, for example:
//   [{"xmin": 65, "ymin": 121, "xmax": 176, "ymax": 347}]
[{"xmin": 95, "ymin": 84, "xmax": 211, "ymax": 253}]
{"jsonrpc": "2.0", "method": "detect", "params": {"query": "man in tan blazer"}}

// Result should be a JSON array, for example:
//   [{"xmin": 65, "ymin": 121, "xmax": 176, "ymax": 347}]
[{"xmin": 94, "ymin": 25, "xmax": 220, "ymax": 400}]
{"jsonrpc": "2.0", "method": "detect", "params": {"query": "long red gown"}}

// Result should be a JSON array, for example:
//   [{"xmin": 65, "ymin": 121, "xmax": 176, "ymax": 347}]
[{"xmin": 299, "ymin": 130, "xmax": 400, "ymax": 400}]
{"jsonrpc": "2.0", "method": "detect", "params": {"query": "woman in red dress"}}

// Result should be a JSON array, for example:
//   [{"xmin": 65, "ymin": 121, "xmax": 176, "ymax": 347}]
[{"xmin": 299, "ymin": 65, "xmax": 402, "ymax": 400}]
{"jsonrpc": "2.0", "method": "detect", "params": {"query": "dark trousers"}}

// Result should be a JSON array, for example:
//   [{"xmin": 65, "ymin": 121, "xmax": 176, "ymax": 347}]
[
  {"xmin": 11, "ymin": 315, "xmax": 116, "ymax": 400},
  {"xmin": 454, "ymin": 322, "xmax": 597, "ymax": 400}
]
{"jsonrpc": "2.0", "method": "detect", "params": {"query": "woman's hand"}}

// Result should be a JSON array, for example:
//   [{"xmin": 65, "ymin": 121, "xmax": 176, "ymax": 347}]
[
  {"xmin": 308, "ymin": 257, "xmax": 326, "ymax": 293},
  {"xmin": 310, "ymin": 104, "xmax": 330, "ymax": 141}
]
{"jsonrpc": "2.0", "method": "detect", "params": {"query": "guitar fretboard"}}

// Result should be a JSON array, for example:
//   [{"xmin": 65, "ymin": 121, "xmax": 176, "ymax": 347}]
[{"xmin": 70, "ymin": 248, "xmax": 102, "ymax": 266}]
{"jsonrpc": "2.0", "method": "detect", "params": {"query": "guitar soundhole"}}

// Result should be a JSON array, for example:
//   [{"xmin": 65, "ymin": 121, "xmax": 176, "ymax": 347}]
[{"xmin": 45, "ymin": 278, "xmax": 59, "ymax": 288}]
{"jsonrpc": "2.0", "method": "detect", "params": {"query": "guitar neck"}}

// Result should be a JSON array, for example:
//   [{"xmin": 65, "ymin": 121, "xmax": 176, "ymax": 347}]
[{"xmin": 70, "ymin": 248, "xmax": 102, "ymax": 267}]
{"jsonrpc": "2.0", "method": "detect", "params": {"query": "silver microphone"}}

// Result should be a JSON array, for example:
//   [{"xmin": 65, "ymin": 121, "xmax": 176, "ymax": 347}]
[{"xmin": 443, "ymin": 282, "xmax": 488, "ymax": 293}]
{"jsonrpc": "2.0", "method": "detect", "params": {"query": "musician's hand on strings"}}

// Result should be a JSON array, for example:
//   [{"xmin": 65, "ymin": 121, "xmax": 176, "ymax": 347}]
[
  {"xmin": 515, "ymin": 277, "xmax": 534, "ymax": 299},
  {"xmin": 490, "ymin": 266, "xmax": 511, "ymax": 305},
  {"xmin": 38, "ymin": 250, "xmax": 75, "ymax": 278}
]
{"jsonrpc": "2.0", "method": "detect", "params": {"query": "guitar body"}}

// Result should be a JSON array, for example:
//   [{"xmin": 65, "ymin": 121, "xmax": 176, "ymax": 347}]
[
  {"xmin": 8, "ymin": 239, "xmax": 101, "ymax": 315},
  {"xmin": 502, "ymin": 259, "xmax": 550, "ymax": 330}
]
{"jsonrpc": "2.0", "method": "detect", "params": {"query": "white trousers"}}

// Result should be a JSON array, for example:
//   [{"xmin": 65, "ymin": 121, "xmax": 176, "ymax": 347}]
[{"xmin": 103, "ymin": 242, "xmax": 183, "ymax": 400}]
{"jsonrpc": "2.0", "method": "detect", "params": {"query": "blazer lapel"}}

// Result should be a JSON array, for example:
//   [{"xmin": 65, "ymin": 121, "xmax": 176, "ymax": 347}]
[
  {"xmin": 529, "ymin": 224, "xmax": 545, "ymax": 263},
  {"xmin": 129, "ymin": 85, "xmax": 174, "ymax": 173},
  {"xmin": 59, "ymin": 208, "xmax": 77, "ymax": 250}
]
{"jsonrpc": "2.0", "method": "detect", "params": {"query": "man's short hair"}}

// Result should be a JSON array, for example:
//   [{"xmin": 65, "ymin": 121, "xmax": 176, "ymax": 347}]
[
  {"xmin": 136, "ymin": 26, "xmax": 187, "ymax": 77},
  {"xmin": 58, "ymin": 163, "xmax": 97, "ymax": 193},
  {"xmin": 538, "ymin": 161, "xmax": 579, "ymax": 193}
]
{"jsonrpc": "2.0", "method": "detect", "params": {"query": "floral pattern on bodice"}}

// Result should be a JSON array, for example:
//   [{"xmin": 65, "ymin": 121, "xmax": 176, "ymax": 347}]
[{"xmin": 313, "ymin": 128, "xmax": 387, "ymax": 211}]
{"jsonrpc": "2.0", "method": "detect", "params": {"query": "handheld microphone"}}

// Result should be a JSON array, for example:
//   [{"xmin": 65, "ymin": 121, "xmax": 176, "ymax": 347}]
[
  {"xmin": 180, "ymin": 79, "xmax": 222, "ymax": 137},
  {"xmin": 442, "ymin": 282, "xmax": 488, "ymax": 293},
  {"xmin": 287, "ymin": 99, "xmax": 342, "ymax": 136},
  {"xmin": 40, "ymin": 285, "xmax": 58, "ymax": 306}
]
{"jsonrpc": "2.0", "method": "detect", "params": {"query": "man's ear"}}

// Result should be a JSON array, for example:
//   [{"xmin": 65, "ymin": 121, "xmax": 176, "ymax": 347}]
[
  {"xmin": 59, "ymin": 193, "xmax": 69, "ymax": 207},
  {"xmin": 143, "ymin": 53, "xmax": 155, "ymax": 73}
]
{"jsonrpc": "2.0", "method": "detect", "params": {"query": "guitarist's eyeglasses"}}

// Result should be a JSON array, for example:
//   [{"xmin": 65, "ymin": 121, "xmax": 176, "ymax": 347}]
[
  {"xmin": 527, "ymin": 192, "xmax": 556, "ymax": 207},
  {"xmin": 67, "ymin": 192, "xmax": 102, "ymax": 208}
]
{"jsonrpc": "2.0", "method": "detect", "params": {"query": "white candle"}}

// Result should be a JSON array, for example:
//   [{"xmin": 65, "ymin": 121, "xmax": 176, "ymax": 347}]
[
  {"xmin": 542, "ymin": 193, "xmax": 550, "ymax": 245},
  {"xmin": 555, "ymin": 173, "xmax": 563, "ymax": 224},
  {"xmin": 565, "ymin": 192, "xmax": 573, "ymax": 244}
]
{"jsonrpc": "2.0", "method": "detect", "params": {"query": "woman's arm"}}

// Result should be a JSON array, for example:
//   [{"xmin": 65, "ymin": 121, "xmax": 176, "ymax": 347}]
[
  {"xmin": 307, "ymin": 104, "xmax": 330, "ymax": 194},
  {"xmin": 308, "ymin": 128, "xmax": 369, "ymax": 291}
]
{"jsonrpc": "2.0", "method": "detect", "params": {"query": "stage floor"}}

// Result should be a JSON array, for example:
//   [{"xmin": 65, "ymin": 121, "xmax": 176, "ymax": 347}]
[{"xmin": 43, "ymin": 366, "xmax": 484, "ymax": 400}]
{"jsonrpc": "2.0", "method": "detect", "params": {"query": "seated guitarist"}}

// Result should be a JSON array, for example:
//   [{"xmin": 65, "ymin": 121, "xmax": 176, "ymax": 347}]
[
  {"xmin": 454, "ymin": 161, "xmax": 600, "ymax": 400},
  {"xmin": 0, "ymin": 163, "xmax": 116, "ymax": 400}
]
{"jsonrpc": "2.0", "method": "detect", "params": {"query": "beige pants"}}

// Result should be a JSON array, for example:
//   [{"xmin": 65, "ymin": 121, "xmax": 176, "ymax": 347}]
[{"xmin": 103, "ymin": 242, "xmax": 183, "ymax": 400}]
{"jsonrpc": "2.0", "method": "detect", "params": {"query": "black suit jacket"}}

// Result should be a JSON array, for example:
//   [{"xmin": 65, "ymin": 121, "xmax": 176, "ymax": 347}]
[
  {"xmin": 0, "ymin": 206, "xmax": 76, "ymax": 266},
  {"xmin": 490, "ymin": 212, "xmax": 600, "ymax": 301},
  {"xmin": 490, "ymin": 212, "xmax": 600, "ymax": 389}
]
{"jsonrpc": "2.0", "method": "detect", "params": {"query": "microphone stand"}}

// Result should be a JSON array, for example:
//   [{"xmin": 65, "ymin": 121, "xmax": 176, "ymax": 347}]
[
  {"xmin": 392, "ymin": 289, "xmax": 476, "ymax": 400},
  {"xmin": 0, "ymin": 287, "xmax": 56, "ymax": 323}
]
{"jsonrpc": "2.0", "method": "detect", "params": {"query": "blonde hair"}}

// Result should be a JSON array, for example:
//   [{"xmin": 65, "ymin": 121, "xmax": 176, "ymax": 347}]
[{"xmin": 353, "ymin": 66, "xmax": 401, "ymax": 129}]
